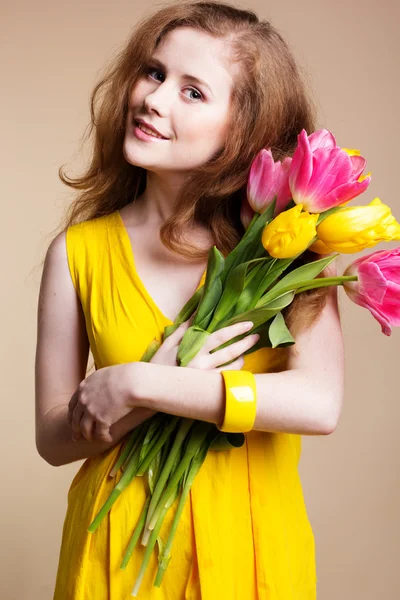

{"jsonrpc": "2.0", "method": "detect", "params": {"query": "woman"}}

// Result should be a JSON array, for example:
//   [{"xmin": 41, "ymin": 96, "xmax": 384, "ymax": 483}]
[{"xmin": 35, "ymin": 2, "xmax": 344, "ymax": 598}]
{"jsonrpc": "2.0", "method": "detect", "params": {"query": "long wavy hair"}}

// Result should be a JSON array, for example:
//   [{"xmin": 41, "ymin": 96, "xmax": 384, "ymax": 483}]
[{"xmin": 58, "ymin": 0, "xmax": 331, "ymax": 336}]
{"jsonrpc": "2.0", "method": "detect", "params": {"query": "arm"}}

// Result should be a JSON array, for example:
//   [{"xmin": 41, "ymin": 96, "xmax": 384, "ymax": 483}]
[
  {"xmin": 35, "ymin": 231, "xmax": 152, "ymax": 467},
  {"xmin": 131, "ymin": 283, "xmax": 344, "ymax": 436}
]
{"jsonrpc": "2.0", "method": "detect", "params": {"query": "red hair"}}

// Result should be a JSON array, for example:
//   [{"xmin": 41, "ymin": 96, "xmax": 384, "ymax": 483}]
[{"xmin": 59, "ymin": 0, "xmax": 330, "ymax": 334}]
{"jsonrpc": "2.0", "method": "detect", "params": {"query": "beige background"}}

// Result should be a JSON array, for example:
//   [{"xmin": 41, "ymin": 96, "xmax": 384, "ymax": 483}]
[{"xmin": 2, "ymin": 0, "xmax": 399, "ymax": 598}]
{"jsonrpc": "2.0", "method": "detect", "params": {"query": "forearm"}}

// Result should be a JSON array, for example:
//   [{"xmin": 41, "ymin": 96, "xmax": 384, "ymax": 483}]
[
  {"xmin": 36, "ymin": 404, "xmax": 156, "ymax": 467},
  {"xmin": 131, "ymin": 362, "xmax": 336, "ymax": 436}
]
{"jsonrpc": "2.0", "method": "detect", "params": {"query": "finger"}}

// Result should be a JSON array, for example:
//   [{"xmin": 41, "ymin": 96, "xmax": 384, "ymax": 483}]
[
  {"xmin": 208, "ymin": 333, "xmax": 260, "ymax": 369},
  {"xmin": 204, "ymin": 321, "xmax": 254, "ymax": 353},
  {"xmin": 214, "ymin": 356, "xmax": 245, "ymax": 372},
  {"xmin": 164, "ymin": 319, "xmax": 192, "ymax": 348},
  {"xmin": 71, "ymin": 403, "xmax": 85, "ymax": 436},
  {"xmin": 94, "ymin": 421, "xmax": 113, "ymax": 443},
  {"xmin": 67, "ymin": 391, "xmax": 78, "ymax": 427},
  {"xmin": 80, "ymin": 414, "xmax": 96, "ymax": 442}
]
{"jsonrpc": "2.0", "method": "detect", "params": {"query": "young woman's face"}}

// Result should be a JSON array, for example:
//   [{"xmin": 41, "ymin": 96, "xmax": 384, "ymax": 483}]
[{"xmin": 123, "ymin": 27, "xmax": 235, "ymax": 174}]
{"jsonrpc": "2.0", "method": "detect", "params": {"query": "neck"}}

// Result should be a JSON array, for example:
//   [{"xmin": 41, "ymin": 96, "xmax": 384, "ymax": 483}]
[{"xmin": 133, "ymin": 170, "xmax": 187, "ymax": 225}]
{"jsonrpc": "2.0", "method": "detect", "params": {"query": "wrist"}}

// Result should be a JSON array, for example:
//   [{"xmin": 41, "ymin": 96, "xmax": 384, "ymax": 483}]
[{"xmin": 125, "ymin": 361, "xmax": 149, "ymax": 408}]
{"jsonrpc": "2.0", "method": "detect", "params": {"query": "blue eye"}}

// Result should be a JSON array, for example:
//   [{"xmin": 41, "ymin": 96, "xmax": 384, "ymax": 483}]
[
  {"xmin": 147, "ymin": 67, "xmax": 164, "ymax": 82},
  {"xmin": 184, "ymin": 88, "xmax": 203, "ymax": 101},
  {"xmin": 146, "ymin": 67, "xmax": 203, "ymax": 102}
]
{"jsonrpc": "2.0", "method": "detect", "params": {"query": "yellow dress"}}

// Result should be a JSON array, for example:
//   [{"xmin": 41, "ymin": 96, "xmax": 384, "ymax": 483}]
[{"xmin": 53, "ymin": 210, "xmax": 317, "ymax": 599}]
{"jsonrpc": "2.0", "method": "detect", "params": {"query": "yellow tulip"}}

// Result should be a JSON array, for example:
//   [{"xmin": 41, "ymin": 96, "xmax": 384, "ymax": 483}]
[
  {"xmin": 308, "ymin": 239, "xmax": 333, "ymax": 255},
  {"xmin": 342, "ymin": 148, "xmax": 361, "ymax": 156},
  {"xmin": 309, "ymin": 198, "xmax": 400, "ymax": 254},
  {"xmin": 262, "ymin": 204, "xmax": 319, "ymax": 258}
]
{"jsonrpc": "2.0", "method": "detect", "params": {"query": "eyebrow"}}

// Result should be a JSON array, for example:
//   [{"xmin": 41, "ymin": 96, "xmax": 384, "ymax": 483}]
[{"xmin": 148, "ymin": 57, "xmax": 214, "ymax": 96}]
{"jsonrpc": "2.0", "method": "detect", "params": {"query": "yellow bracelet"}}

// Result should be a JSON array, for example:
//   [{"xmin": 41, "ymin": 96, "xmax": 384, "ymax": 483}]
[{"xmin": 217, "ymin": 370, "xmax": 257, "ymax": 433}]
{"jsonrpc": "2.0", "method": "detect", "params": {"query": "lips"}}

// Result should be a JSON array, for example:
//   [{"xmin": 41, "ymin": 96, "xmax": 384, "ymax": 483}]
[{"xmin": 134, "ymin": 118, "xmax": 169, "ymax": 140}]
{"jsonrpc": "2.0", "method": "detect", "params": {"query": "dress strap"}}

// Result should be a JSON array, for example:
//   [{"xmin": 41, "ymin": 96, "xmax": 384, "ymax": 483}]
[{"xmin": 66, "ymin": 213, "xmax": 111, "ymax": 312}]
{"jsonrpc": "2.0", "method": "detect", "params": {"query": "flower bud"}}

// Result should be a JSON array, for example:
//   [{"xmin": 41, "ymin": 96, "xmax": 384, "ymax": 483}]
[{"xmin": 261, "ymin": 204, "xmax": 319, "ymax": 258}]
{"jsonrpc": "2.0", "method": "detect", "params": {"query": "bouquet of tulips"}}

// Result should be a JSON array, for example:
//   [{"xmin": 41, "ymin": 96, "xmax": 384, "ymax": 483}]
[{"xmin": 87, "ymin": 129, "xmax": 400, "ymax": 595}]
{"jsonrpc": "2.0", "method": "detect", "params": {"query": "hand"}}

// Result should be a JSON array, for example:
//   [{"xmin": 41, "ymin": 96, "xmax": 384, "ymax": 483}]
[
  {"xmin": 67, "ymin": 363, "xmax": 137, "ymax": 444},
  {"xmin": 150, "ymin": 320, "xmax": 259, "ymax": 371}
]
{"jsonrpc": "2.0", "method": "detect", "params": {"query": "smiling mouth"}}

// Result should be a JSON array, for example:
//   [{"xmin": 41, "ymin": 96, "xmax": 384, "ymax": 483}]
[{"xmin": 134, "ymin": 120, "xmax": 169, "ymax": 140}]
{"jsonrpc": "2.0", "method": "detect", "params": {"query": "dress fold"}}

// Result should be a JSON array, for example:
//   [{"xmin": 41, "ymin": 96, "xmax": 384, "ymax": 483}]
[{"xmin": 53, "ymin": 212, "xmax": 317, "ymax": 599}]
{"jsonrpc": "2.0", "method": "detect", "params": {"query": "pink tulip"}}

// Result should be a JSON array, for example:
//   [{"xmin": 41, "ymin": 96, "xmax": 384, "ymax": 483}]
[
  {"xmin": 246, "ymin": 148, "xmax": 292, "ymax": 216},
  {"xmin": 289, "ymin": 129, "xmax": 371, "ymax": 212},
  {"xmin": 240, "ymin": 194, "xmax": 255, "ymax": 230},
  {"xmin": 343, "ymin": 247, "xmax": 400, "ymax": 336}
]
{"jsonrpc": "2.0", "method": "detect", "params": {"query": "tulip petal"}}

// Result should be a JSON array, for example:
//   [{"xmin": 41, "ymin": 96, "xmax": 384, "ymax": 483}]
[
  {"xmin": 289, "ymin": 130, "xmax": 313, "ymax": 202},
  {"xmin": 308, "ymin": 129, "xmax": 337, "ymax": 151},
  {"xmin": 344, "ymin": 286, "xmax": 393, "ymax": 335},
  {"xmin": 305, "ymin": 148, "xmax": 352, "ymax": 208},
  {"xmin": 322, "ymin": 176, "xmax": 371, "ymax": 207},
  {"xmin": 240, "ymin": 196, "xmax": 255, "ymax": 230},
  {"xmin": 377, "ymin": 262, "xmax": 400, "ymax": 285},
  {"xmin": 274, "ymin": 157, "xmax": 292, "ymax": 215},
  {"xmin": 308, "ymin": 239, "xmax": 333, "ymax": 254},
  {"xmin": 381, "ymin": 281, "xmax": 400, "ymax": 323},
  {"xmin": 358, "ymin": 247, "xmax": 400, "ymax": 285},
  {"xmin": 349, "ymin": 154, "xmax": 368, "ymax": 179},
  {"xmin": 343, "ymin": 245, "xmax": 400, "ymax": 335},
  {"xmin": 358, "ymin": 262, "xmax": 388, "ymax": 304}
]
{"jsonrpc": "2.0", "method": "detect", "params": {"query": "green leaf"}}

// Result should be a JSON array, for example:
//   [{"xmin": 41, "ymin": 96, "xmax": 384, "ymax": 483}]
[
  {"xmin": 208, "ymin": 257, "xmax": 272, "ymax": 331},
  {"xmin": 193, "ymin": 277, "xmax": 222, "ymax": 328},
  {"xmin": 260, "ymin": 253, "xmax": 339, "ymax": 304},
  {"xmin": 162, "ymin": 287, "xmax": 204, "ymax": 339},
  {"xmin": 177, "ymin": 325, "xmax": 211, "ymax": 367},
  {"xmin": 243, "ymin": 321, "xmax": 273, "ymax": 354},
  {"xmin": 204, "ymin": 246, "xmax": 225, "ymax": 287},
  {"xmin": 233, "ymin": 261, "xmax": 266, "ymax": 314},
  {"xmin": 234, "ymin": 258, "xmax": 283, "ymax": 315},
  {"xmin": 268, "ymin": 313, "xmax": 295, "ymax": 348},
  {"xmin": 221, "ymin": 292, "xmax": 295, "ymax": 331},
  {"xmin": 252, "ymin": 258, "xmax": 295, "ymax": 301},
  {"xmin": 220, "ymin": 200, "xmax": 276, "ymax": 285},
  {"xmin": 190, "ymin": 246, "xmax": 225, "ymax": 329},
  {"xmin": 257, "ymin": 290, "xmax": 295, "ymax": 310}
]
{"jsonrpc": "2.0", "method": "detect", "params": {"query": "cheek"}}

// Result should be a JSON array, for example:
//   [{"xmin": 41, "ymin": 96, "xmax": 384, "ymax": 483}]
[
  {"xmin": 189, "ymin": 114, "xmax": 229, "ymax": 150},
  {"xmin": 128, "ymin": 80, "xmax": 149, "ymax": 109}
]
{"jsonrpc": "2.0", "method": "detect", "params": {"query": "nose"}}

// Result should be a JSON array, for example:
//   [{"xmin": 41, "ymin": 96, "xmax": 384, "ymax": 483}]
[{"xmin": 143, "ymin": 82, "xmax": 172, "ymax": 117}]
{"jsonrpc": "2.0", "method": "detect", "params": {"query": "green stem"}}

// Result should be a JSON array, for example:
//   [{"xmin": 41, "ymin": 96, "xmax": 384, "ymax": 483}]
[
  {"xmin": 88, "ymin": 449, "xmax": 142, "ymax": 533},
  {"xmin": 136, "ymin": 413, "xmax": 169, "ymax": 473},
  {"xmin": 136, "ymin": 416, "xmax": 181, "ymax": 476},
  {"xmin": 153, "ymin": 473, "xmax": 191, "ymax": 587},
  {"xmin": 110, "ymin": 427, "xmax": 142, "ymax": 477},
  {"xmin": 120, "ymin": 497, "xmax": 151, "ymax": 570},
  {"xmin": 141, "ymin": 418, "xmax": 194, "ymax": 546},
  {"xmin": 295, "ymin": 275, "xmax": 357, "ymax": 293},
  {"xmin": 147, "ymin": 422, "xmax": 212, "ymax": 531},
  {"xmin": 154, "ymin": 431, "xmax": 217, "ymax": 587},
  {"xmin": 87, "ymin": 417, "xmax": 179, "ymax": 534},
  {"xmin": 121, "ymin": 421, "xmax": 151, "ymax": 472},
  {"xmin": 131, "ymin": 484, "xmax": 181, "ymax": 597}
]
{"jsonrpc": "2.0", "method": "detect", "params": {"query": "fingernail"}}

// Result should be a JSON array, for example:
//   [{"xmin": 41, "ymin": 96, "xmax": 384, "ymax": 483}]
[
  {"xmin": 243, "ymin": 321, "xmax": 254, "ymax": 330},
  {"xmin": 253, "ymin": 334, "xmax": 260, "ymax": 342}
]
